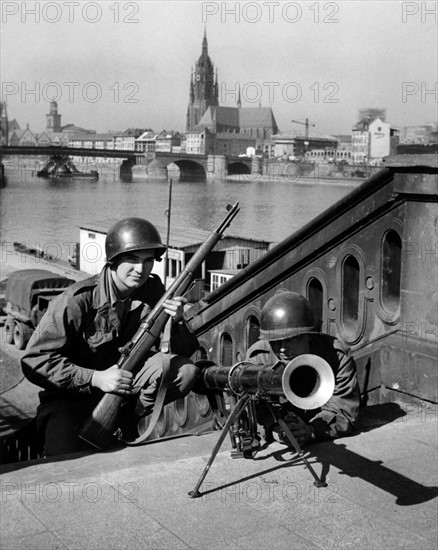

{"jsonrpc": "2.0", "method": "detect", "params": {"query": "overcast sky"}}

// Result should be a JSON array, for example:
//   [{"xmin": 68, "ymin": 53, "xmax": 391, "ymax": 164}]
[{"xmin": 1, "ymin": 0, "xmax": 437, "ymax": 135}]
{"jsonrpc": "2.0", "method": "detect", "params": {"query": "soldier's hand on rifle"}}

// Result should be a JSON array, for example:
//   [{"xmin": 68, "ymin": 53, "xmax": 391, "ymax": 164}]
[
  {"xmin": 163, "ymin": 296, "xmax": 187, "ymax": 322},
  {"xmin": 91, "ymin": 365, "xmax": 134, "ymax": 395}
]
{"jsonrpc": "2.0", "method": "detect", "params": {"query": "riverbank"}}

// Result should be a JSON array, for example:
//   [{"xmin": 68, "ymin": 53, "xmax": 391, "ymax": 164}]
[
  {"xmin": 226, "ymin": 173, "xmax": 363, "ymax": 186},
  {"xmin": 0, "ymin": 246, "xmax": 89, "ymax": 282}
]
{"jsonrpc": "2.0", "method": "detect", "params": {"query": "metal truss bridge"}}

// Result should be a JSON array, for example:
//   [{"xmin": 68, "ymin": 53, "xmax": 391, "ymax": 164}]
[{"xmin": 0, "ymin": 146, "xmax": 256, "ymax": 181}]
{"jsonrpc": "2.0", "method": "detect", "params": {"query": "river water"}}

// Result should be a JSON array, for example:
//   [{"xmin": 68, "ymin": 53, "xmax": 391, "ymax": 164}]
[{"xmin": 0, "ymin": 161, "xmax": 358, "ymax": 263}]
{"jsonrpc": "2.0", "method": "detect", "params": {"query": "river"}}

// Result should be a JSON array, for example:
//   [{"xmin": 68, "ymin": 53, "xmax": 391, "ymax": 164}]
[{"xmin": 0, "ymin": 161, "xmax": 359, "ymax": 263}]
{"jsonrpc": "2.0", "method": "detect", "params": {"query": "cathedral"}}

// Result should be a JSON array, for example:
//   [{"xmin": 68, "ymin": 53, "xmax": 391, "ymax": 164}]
[
  {"xmin": 186, "ymin": 30, "xmax": 219, "ymax": 131},
  {"xmin": 186, "ymin": 31, "xmax": 278, "ymax": 151}
]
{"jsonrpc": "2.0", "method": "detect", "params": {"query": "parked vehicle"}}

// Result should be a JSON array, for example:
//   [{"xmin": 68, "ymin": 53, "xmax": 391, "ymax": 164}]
[
  {"xmin": 4, "ymin": 269, "xmax": 74, "ymax": 349},
  {"xmin": 351, "ymin": 168, "xmax": 371, "ymax": 178}
]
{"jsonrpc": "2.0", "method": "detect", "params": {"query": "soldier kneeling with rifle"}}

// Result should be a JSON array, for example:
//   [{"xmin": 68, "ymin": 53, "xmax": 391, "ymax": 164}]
[
  {"xmin": 21, "ymin": 218, "xmax": 199, "ymax": 457},
  {"xmin": 247, "ymin": 290, "xmax": 360, "ymax": 448}
]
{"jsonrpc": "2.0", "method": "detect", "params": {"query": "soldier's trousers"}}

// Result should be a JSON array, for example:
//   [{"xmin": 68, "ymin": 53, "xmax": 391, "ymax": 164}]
[{"xmin": 37, "ymin": 353, "xmax": 198, "ymax": 457}]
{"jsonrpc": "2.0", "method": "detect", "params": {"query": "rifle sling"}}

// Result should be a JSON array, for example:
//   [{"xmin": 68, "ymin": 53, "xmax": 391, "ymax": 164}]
[{"xmin": 122, "ymin": 316, "xmax": 173, "ymax": 446}]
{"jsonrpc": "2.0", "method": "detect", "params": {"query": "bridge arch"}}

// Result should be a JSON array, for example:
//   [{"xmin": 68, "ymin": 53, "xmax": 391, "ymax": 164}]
[
  {"xmin": 152, "ymin": 153, "xmax": 208, "ymax": 181},
  {"xmin": 227, "ymin": 161, "xmax": 251, "ymax": 176},
  {"xmin": 171, "ymin": 159, "xmax": 206, "ymax": 181}
]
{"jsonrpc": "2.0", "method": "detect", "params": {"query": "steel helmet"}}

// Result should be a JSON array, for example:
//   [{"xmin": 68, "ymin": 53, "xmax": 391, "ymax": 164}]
[
  {"xmin": 105, "ymin": 217, "xmax": 166, "ymax": 262},
  {"xmin": 259, "ymin": 290, "xmax": 317, "ymax": 341}
]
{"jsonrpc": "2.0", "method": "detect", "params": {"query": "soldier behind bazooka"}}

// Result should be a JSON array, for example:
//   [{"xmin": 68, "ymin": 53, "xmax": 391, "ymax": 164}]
[{"xmin": 246, "ymin": 290, "xmax": 360, "ymax": 447}]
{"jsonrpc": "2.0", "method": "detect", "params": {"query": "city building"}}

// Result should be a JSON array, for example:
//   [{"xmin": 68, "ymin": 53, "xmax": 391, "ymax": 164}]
[
  {"xmin": 368, "ymin": 119, "xmax": 391, "ymax": 164},
  {"xmin": 3, "ymin": 117, "xmax": 21, "ymax": 145},
  {"xmin": 114, "ymin": 128, "xmax": 148, "ymax": 151},
  {"xmin": 390, "ymin": 128, "xmax": 400, "ymax": 156},
  {"xmin": 155, "ymin": 130, "xmax": 182, "ymax": 152},
  {"xmin": 272, "ymin": 133, "xmax": 338, "ymax": 160},
  {"xmin": 352, "ymin": 117, "xmax": 393, "ymax": 165},
  {"xmin": 197, "ymin": 106, "xmax": 278, "ymax": 146},
  {"xmin": 399, "ymin": 123, "xmax": 438, "ymax": 144},
  {"xmin": 8, "ymin": 101, "xmax": 95, "ymax": 146},
  {"xmin": 213, "ymin": 132, "xmax": 258, "ymax": 157},
  {"xmin": 35, "ymin": 131, "xmax": 52, "ymax": 146},
  {"xmin": 331, "ymin": 135, "xmax": 352, "ymax": 162},
  {"xmin": 46, "ymin": 100, "xmax": 61, "ymax": 132},
  {"xmin": 351, "ymin": 119, "xmax": 370, "ymax": 164},
  {"xmin": 9, "ymin": 124, "xmax": 38, "ymax": 146},
  {"xmin": 68, "ymin": 133, "xmax": 119, "ymax": 164},
  {"xmin": 185, "ymin": 127, "xmax": 215, "ymax": 155},
  {"xmin": 185, "ymin": 127, "xmax": 256, "ymax": 156},
  {"xmin": 271, "ymin": 133, "xmax": 296, "ymax": 159},
  {"xmin": 44, "ymin": 100, "xmax": 95, "ymax": 145},
  {"xmin": 8, "ymin": 118, "xmax": 20, "ymax": 134},
  {"xmin": 9, "ymin": 126, "xmax": 55, "ymax": 147},
  {"xmin": 135, "ymin": 131, "xmax": 159, "ymax": 153}
]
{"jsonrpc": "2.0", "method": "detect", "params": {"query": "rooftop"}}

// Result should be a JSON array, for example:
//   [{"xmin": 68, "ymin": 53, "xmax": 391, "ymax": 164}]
[
  {"xmin": 136, "ymin": 131, "xmax": 159, "ymax": 141},
  {"xmin": 69, "ymin": 133, "xmax": 115, "ymax": 141},
  {"xmin": 79, "ymin": 220, "xmax": 271, "ymax": 250},
  {"xmin": 273, "ymin": 133, "xmax": 339, "ymax": 142}
]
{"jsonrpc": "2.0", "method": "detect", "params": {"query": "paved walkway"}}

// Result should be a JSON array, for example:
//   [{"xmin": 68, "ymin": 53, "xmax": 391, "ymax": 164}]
[{"xmin": 1, "ymin": 403, "xmax": 437, "ymax": 550}]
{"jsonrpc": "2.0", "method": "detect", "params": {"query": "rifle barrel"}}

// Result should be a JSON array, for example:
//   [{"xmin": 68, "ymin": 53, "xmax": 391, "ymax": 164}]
[
  {"xmin": 217, "ymin": 202, "xmax": 240, "ymax": 234},
  {"xmin": 79, "ymin": 202, "xmax": 240, "ymax": 449},
  {"xmin": 129, "ymin": 202, "xmax": 240, "ymax": 336}
]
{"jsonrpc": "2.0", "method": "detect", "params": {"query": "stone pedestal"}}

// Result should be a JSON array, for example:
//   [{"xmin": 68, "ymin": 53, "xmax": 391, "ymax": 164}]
[
  {"xmin": 251, "ymin": 156, "xmax": 262, "ymax": 175},
  {"xmin": 146, "ymin": 160, "xmax": 168, "ymax": 180},
  {"xmin": 119, "ymin": 159, "xmax": 134, "ymax": 182},
  {"xmin": 207, "ymin": 155, "xmax": 227, "ymax": 180}
]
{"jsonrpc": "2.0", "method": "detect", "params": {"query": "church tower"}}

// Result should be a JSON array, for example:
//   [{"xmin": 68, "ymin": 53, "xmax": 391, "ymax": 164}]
[
  {"xmin": 186, "ymin": 30, "xmax": 219, "ymax": 131},
  {"xmin": 46, "ymin": 100, "xmax": 61, "ymax": 132},
  {"xmin": 0, "ymin": 102, "xmax": 8, "ymax": 145}
]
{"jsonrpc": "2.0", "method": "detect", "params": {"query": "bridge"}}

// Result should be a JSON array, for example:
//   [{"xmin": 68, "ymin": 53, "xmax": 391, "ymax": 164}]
[
  {"xmin": 0, "ymin": 146, "xmax": 259, "ymax": 182},
  {"xmin": 153, "ymin": 152, "xmax": 255, "ymax": 180},
  {"xmin": 0, "ymin": 145, "xmax": 139, "ymax": 181}
]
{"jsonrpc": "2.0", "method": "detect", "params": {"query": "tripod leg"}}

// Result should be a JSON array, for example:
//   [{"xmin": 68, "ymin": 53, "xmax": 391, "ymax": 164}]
[
  {"xmin": 267, "ymin": 403, "xmax": 327, "ymax": 488},
  {"xmin": 188, "ymin": 394, "xmax": 252, "ymax": 498}
]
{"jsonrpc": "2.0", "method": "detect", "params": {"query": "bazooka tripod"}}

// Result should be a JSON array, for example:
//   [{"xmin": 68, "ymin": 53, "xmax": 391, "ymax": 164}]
[{"xmin": 188, "ymin": 393, "xmax": 327, "ymax": 498}]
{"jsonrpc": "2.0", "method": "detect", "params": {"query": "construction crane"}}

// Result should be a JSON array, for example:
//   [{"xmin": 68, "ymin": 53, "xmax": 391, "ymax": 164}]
[{"xmin": 291, "ymin": 118, "xmax": 315, "ymax": 139}]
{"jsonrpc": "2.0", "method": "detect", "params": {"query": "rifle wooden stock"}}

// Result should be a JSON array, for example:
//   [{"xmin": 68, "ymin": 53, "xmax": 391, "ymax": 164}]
[{"xmin": 79, "ymin": 203, "xmax": 240, "ymax": 450}]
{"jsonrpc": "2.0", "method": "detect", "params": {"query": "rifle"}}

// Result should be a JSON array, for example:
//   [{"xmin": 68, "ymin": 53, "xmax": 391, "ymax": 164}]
[
  {"xmin": 79, "ymin": 202, "xmax": 240, "ymax": 450},
  {"xmin": 189, "ymin": 355, "xmax": 335, "ymax": 497}
]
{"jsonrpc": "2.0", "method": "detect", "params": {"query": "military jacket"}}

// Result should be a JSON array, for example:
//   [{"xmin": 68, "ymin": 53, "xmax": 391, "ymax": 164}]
[
  {"xmin": 246, "ymin": 335, "xmax": 360, "ymax": 440},
  {"xmin": 21, "ymin": 270, "xmax": 198, "ymax": 402}
]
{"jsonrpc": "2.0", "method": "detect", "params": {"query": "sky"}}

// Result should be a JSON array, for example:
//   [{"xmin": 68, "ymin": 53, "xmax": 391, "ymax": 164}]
[{"xmin": 1, "ymin": 0, "xmax": 437, "ymax": 136}]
